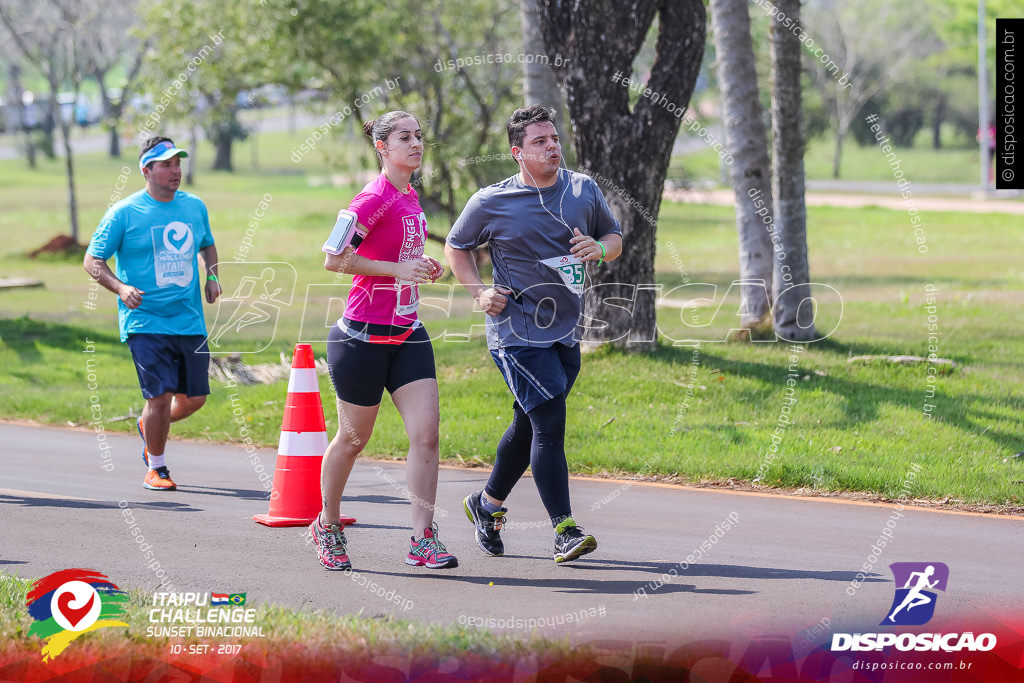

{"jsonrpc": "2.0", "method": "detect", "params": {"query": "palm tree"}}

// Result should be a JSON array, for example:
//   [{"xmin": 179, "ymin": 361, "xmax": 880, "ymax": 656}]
[
  {"xmin": 709, "ymin": 0, "xmax": 774, "ymax": 332},
  {"xmin": 770, "ymin": 0, "xmax": 816, "ymax": 341}
]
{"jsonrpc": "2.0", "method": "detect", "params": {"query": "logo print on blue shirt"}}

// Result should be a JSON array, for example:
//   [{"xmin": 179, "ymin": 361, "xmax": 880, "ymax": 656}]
[{"xmin": 153, "ymin": 221, "xmax": 195, "ymax": 287}]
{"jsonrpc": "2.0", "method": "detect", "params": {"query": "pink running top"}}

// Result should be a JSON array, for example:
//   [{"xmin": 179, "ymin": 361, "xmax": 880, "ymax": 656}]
[{"xmin": 343, "ymin": 173, "xmax": 429, "ymax": 326}]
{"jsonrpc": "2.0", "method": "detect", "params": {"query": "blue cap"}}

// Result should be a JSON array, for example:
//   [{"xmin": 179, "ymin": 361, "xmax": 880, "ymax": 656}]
[{"xmin": 139, "ymin": 140, "xmax": 188, "ymax": 171}]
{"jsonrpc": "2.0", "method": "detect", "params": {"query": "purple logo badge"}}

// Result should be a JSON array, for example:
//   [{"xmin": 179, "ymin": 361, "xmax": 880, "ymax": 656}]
[{"xmin": 883, "ymin": 562, "xmax": 949, "ymax": 626}]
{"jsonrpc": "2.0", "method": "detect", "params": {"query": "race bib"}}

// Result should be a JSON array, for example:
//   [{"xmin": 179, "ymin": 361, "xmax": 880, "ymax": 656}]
[
  {"xmin": 540, "ymin": 254, "xmax": 585, "ymax": 296},
  {"xmin": 395, "ymin": 280, "xmax": 419, "ymax": 317}
]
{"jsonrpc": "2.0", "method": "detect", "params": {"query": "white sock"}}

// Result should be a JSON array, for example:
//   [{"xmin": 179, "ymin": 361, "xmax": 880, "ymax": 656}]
[{"xmin": 148, "ymin": 453, "xmax": 166, "ymax": 469}]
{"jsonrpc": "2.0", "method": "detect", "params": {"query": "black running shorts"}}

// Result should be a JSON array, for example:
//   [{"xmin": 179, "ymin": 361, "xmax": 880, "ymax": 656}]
[{"xmin": 326, "ymin": 318, "xmax": 436, "ymax": 407}]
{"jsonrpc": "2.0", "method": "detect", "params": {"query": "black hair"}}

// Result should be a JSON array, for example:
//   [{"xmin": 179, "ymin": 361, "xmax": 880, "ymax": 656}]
[{"xmin": 507, "ymin": 104, "xmax": 556, "ymax": 149}]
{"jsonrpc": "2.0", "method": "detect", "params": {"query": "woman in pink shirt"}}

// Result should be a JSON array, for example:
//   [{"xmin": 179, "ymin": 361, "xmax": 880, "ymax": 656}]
[{"xmin": 309, "ymin": 111, "xmax": 457, "ymax": 571}]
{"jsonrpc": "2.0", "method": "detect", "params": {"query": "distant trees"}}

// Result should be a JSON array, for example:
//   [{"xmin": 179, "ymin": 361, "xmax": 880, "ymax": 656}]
[
  {"xmin": 82, "ymin": 1, "xmax": 149, "ymax": 158},
  {"xmin": 140, "ymin": 0, "xmax": 283, "ymax": 172},
  {"xmin": 803, "ymin": 0, "xmax": 939, "ymax": 177},
  {"xmin": 0, "ymin": 0, "xmax": 96, "ymax": 241},
  {"xmin": 268, "ymin": 0, "xmax": 525, "ymax": 222}
]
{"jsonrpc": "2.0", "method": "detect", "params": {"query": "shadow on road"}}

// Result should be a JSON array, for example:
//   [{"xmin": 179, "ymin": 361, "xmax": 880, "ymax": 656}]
[
  {"xmin": 337, "ymin": 557, "xmax": 884, "ymax": 598},
  {"xmin": 354, "ymin": 565, "xmax": 753, "ymax": 596},
  {"xmin": 573, "ymin": 559, "xmax": 885, "ymax": 584},
  {"xmin": 177, "ymin": 485, "xmax": 276, "ymax": 501},
  {"xmin": 341, "ymin": 522, "xmax": 414, "ymax": 532},
  {"xmin": 0, "ymin": 493, "xmax": 201, "ymax": 513}
]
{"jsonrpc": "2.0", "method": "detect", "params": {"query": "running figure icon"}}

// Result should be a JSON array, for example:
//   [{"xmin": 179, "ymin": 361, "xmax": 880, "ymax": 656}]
[{"xmin": 887, "ymin": 565, "xmax": 939, "ymax": 623}]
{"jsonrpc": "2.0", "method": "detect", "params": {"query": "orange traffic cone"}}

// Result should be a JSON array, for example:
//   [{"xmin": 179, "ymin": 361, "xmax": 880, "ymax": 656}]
[{"xmin": 253, "ymin": 343, "xmax": 356, "ymax": 527}]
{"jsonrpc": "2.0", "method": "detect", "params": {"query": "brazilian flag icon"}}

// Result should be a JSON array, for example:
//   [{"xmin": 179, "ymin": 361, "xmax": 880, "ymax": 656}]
[{"xmin": 228, "ymin": 593, "xmax": 247, "ymax": 606}]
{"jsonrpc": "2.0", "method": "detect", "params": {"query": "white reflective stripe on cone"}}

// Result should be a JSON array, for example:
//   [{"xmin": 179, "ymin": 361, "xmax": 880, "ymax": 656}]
[
  {"xmin": 278, "ymin": 430, "xmax": 329, "ymax": 457},
  {"xmin": 286, "ymin": 368, "xmax": 320, "ymax": 394}
]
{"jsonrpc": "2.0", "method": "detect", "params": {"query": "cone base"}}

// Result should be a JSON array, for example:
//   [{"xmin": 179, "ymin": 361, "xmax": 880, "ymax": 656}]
[{"xmin": 253, "ymin": 513, "xmax": 357, "ymax": 527}]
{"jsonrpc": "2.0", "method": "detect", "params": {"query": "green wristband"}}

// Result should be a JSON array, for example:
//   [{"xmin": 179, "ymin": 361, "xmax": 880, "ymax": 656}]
[
  {"xmin": 207, "ymin": 274, "xmax": 219, "ymax": 282},
  {"xmin": 597, "ymin": 241, "xmax": 606, "ymax": 267}
]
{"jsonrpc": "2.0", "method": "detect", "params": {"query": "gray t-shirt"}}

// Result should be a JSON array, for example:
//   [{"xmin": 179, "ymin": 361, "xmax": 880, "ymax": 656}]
[{"xmin": 447, "ymin": 170, "xmax": 621, "ymax": 349}]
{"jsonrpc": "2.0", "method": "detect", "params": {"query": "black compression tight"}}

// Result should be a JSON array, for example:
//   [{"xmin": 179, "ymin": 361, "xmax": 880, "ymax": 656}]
[{"xmin": 484, "ymin": 396, "xmax": 571, "ymax": 528}]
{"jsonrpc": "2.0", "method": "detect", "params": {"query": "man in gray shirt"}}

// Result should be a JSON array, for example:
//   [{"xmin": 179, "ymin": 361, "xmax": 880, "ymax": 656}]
[{"xmin": 445, "ymin": 104, "xmax": 622, "ymax": 564}]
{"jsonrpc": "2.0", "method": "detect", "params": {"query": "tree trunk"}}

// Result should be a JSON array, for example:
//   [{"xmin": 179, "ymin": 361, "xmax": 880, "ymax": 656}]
[
  {"xmin": 831, "ymin": 129, "xmax": 844, "ymax": 179},
  {"xmin": 931, "ymin": 94, "xmax": 946, "ymax": 150},
  {"xmin": 6, "ymin": 64, "xmax": 35, "ymax": 168},
  {"xmin": 250, "ymin": 107, "xmax": 261, "ymax": 169},
  {"xmin": 770, "ymin": 0, "xmax": 816, "ymax": 341},
  {"xmin": 57, "ymin": 83, "xmax": 80, "ymax": 242},
  {"xmin": 709, "ymin": 0, "xmax": 774, "ymax": 329},
  {"xmin": 209, "ymin": 108, "xmax": 240, "ymax": 171},
  {"xmin": 94, "ymin": 70, "xmax": 121, "ymax": 158},
  {"xmin": 41, "ymin": 95, "xmax": 57, "ymax": 159},
  {"xmin": 109, "ymin": 124, "xmax": 121, "ymax": 157},
  {"xmin": 23, "ymin": 124, "xmax": 37, "ymax": 168},
  {"xmin": 520, "ymin": 0, "xmax": 568, "ymax": 138},
  {"xmin": 520, "ymin": 0, "xmax": 561, "ymax": 108},
  {"xmin": 537, "ymin": 0, "xmax": 706, "ymax": 352},
  {"xmin": 519, "ymin": 0, "xmax": 575, "ymax": 167},
  {"xmin": 213, "ymin": 134, "xmax": 233, "ymax": 171},
  {"xmin": 186, "ymin": 123, "xmax": 199, "ymax": 186}
]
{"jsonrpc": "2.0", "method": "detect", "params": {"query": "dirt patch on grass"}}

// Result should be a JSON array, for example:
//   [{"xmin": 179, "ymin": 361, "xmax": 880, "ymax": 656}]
[{"xmin": 28, "ymin": 234, "xmax": 86, "ymax": 258}]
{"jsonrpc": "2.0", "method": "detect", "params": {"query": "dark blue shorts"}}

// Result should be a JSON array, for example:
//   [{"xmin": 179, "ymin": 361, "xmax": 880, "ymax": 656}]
[
  {"xmin": 490, "ymin": 343, "xmax": 581, "ymax": 413},
  {"xmin": 326, "ymin": 319, "xmax": 436, "ymax": 407},
  {"xmin": 127, "ymin": 334, "xmax": 211, "ymax": 399}
]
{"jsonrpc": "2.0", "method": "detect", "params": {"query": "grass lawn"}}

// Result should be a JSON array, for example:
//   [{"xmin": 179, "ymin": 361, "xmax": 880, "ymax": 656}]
[
  {"xmin": 672, "ymin": 132, "xmax": 993, "ymax": 186},
  {"xmin": 1, "ymin": 134, "xmax": 1022, "ymax": 509}
]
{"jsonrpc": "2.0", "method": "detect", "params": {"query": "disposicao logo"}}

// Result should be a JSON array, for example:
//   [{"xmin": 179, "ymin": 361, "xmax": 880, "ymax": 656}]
[
  {"xmin": 883, "ymin": 562, "xmax": 948, "ymax": 626},
  {"xmin": 831, "ymin": 562, "xmax": 996, "ymax": 653},
  {"xmin": 25, "ymin": 569, "xmax": 129, "ymax": 661}
]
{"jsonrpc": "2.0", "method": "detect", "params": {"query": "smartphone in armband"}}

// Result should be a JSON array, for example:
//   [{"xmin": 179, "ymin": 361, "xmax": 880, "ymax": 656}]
[{"xmin": 322, "ymin": 209, "xmax": 367, "ymax": 254}]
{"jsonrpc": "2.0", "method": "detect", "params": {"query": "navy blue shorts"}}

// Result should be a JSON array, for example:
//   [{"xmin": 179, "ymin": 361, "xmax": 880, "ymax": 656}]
[
  {"xmin": 490, "ymin": 343, "xmax": 581, "ymax": 413},
  {"xmin": 326, "ymin": 319, "xmax": 436, "ymax": 407},
  {"xmin": 127, "ymin": 333, "xmax": 211, "ymax": 399}
]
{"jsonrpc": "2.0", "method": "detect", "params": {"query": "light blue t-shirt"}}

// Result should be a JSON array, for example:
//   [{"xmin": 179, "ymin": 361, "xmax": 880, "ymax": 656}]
[
  {"xmin": 87, "ymin": 189, "xmax": 215, "ymax": 342},
  {"xmin": 447, "ymin": 170, "xmax": 621, "ymax": 349}
]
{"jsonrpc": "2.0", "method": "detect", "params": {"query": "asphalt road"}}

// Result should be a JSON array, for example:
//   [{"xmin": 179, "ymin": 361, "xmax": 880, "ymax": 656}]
[{"xmin": 2, "ymin": 422, "xmax": 1021, "ymax": 650}]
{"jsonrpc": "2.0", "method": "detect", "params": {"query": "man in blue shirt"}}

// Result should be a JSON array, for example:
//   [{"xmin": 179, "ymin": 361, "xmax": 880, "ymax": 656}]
[
  {"xmin": 84, "ymin": 137, "xmax": 222, "ymax": 491},
  {"xmin": 446, "ymin": 105, "xmax": 622, "ymax": 563}
]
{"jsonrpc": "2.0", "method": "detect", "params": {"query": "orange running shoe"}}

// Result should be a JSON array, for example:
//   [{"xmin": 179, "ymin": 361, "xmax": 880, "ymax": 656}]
[{"xmin": 143, "ymin": 467, "xmax": 176, "ymax": 491}]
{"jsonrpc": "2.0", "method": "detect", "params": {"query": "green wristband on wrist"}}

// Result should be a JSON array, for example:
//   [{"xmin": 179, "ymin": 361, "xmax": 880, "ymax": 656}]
[
  {"xmin": 207, "ymin": 274, "xmax": 219, "ymax": 282},
  {"xmin": 597, "ymin": 241, "xmax": 606, "ymax": 267}
]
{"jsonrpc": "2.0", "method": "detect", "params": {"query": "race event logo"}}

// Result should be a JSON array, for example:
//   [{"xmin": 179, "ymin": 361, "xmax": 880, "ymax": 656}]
[
  {"xmin": 153, "ymin": 221, "xmax": 195, "ymax": 288},
  {"xmin": 25, "ymin": 569, "xmax": 129, "ymax": 661},
  {"xmin": 148, "ymin": 591, "xmax": 264, "ymax": 638},
  {"xmin": 883, "ymin": 561, "xmax": 948, "ymax": 626},
  {"xmin": 832, "ymin": 561, "xmax": 996, "ymax": 653}
]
